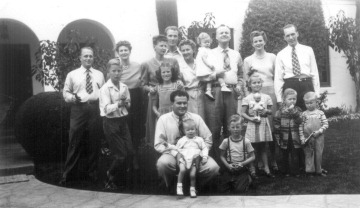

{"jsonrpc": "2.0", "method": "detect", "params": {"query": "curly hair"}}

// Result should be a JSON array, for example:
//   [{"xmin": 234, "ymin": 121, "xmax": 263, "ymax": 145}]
[
  {"xmin": 196, "ymin": 32, "xmax": 212, "ymax": 46},
  {"xmin": 155, "ymin": 61, "xmax": 179, "ymax": 84},
  {"xmin": 179, "ymin": 39, "xmax": 197, "ymax": 51},
  {"xmin": 114, "ymin": 40, "xmax": 132, "ymax": 52},
  {"xmin": 170, "ymin": 90, "xmax": 189, "ymax": 102},
  {"xmin": 250, "ymin": 30, "xmax": 268, "ymax": 43}
]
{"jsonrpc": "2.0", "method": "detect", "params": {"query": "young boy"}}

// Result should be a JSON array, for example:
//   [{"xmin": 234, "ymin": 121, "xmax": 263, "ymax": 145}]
[
  {"xmin": 219, "ymin": 114, "xmax": 255, "ymax": 193},
  {"xmin": 175, "ymin": 118, "xmax": 208, "ymax": 198},
  {"xmin": 300, "ymin": 91, "xmax": 328, "ymax": 176},
  {"xmin": 273, "ymin": 88, "xmax": 303, "ymax": 177},
  {"xmin": 99, "ymin": 59, "xmax": 134, "ymax": 189}
]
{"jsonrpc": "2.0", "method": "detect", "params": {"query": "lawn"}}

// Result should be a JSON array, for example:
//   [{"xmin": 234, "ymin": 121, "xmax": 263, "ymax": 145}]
[{"xmin": 34, "ymin": 119, "xmax": 360, "ymax": 195}]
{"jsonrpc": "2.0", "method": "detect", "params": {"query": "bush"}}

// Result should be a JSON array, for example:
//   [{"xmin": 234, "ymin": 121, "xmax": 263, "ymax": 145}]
[
  {"xmin": 15, "ymin": 92, "xmax": 71, "ymax": 162},
  {"xmin": 240, "ymin": 0, "xmax": 328, "ymax": 83}
]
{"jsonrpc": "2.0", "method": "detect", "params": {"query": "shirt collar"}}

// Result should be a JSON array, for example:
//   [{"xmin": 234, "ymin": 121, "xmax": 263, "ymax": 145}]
[
  {"xmin": 80, "ymin": 65, "xmax": 93, "ymax": 73},
  {"xmin": 107, "ymin": 79, "xmax": 122, "ymax": 90},
  {"xmin": 165, "ymin": 47, "xmax": 182, "ymax": 56},
  {"xmin": 216, "ymin": 46, "xmax": 230, "ymax": 53},
  {"xmin": 171, "ymin": 111, "xmax": 189, "ymax": 120}
]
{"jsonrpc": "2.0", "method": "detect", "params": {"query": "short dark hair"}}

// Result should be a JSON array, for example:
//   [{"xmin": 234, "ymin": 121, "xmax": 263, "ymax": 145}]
[
  {"xmin": 155, "ymin": 61, "xmax": 179, "ymax": 84},
  {"xmin": 250, "ymin": 30, "xmax": 268, "ymax": 43},
  {"xmin": 164, "ymin": 26, "xmax": 180, "ymax": 35},
  {"xmin": 153, "ymin": 35, "xmax": 168, "ymax": 46},
  {"xmin": 179, "ymin": 39, "xmax": 197, "ymax": 51},
  {"xmin": 115, "ymin": 40, "xmax": 132, "ymax": 52},
  {"xmin": 170, "ymin": 90, "xmax": 189, "ymax": 102}
]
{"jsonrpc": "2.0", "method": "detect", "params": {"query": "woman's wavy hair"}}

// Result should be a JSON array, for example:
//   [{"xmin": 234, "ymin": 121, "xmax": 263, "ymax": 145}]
[
  {"xmin": 246, "ymin": 69, "xmax": 263, "ymax": 92},
  {"xmin": 155, "ymin": 61, "xmax": 179, "ymax": 84}
]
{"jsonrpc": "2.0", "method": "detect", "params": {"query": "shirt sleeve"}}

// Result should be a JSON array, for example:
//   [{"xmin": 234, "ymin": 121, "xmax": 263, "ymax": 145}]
[
  {"xmin": 245, "ymin": 139, "xmax": 254, "ymax": 153},
  {"xmin": 124, "ymin": 85, "xmax": 131, "ymax": 109},
  {"xmin": 265, "ymin": 94, "xmax": 273, "ymax": 106},
  {"xmin": 63, "ymin": 73, "xmax": 74, "ymax": 103},
  {"xmin": 242, "ymin": 96, "xmax": 250, "ymax": 106},
  {"xmin": 199, "ymin": 137, "xmax": 209, "ymax": 158},
  {"xmin": 273, "ymin": 110, "xmax": 282, "ymax": 141},
  {"xmin": 219, "ymin": 138, "xmax": 228, "ymax": 150},
  {"xmin": 154, "ymin": 117, "xmax": 178, "ymax": 156},
  {"xmin": 140, "ymin": 62, "xmax": 150, "ymax": 91},
  {"xmin": 299, "ymin": 113, "xmax": 305, "ymax": 138},
  {"xmin": 318, "ymin": 110, "xmax": 329, "ymax": 134},
  {"xmin": 99, "ymin": 86, "xmax": 119, "ymax": 115},
  {"xmin": 309, "ymin": 47, "xmax": 321, "ymax": 97},
  {"xmin": 274, "ymin": 54, "xmax": 285, "ymax": 103},
  {"xmin": 197, "ymin": 116, "xmax": 213, "ymax": 150}
]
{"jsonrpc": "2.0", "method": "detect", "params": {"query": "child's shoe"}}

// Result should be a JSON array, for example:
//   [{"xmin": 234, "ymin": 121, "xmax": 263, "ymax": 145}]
[
  {"xmin": 316, "ymin": 172, "xmax": 327, "ymax": 177},
  {"xmin": 190, "ymin": 187, "xmax": 197, "ymax": 198},
  {"xmin": 205, "ymin": 90, "xmax": 215, "ymax": 100},
  {"xmin": 250, "ymin": 173, "xmax": 259, "ymax": 180},
  {"xmin": 176, "ymin": 183, "xmax": 183, "ymax": 196},
  {"xmin": 221, "ymin": 85, "xmax": 232, "ymax": 92},
  {"xmin": 322, "ymin": 169, "xmax": 328, "ymax": 174}
]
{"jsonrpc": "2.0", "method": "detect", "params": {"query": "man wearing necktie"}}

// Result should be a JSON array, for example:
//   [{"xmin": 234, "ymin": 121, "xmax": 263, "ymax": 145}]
[
  {"xmin": 154, "ymin": 90, "xmax": 219, "ymax": 194},
  {"xmin": 60, "ymin": 47, "xmax": 105, "ymax": 186},
  {"xmin": 275, "ymin": 24, "xmax": 321, "ymax": 110},
  {"xmin": 198, "ymin": 24, "xmax": 244, "ymax": 161}
]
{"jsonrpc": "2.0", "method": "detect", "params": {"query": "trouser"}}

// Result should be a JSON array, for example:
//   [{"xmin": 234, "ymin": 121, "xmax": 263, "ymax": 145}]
[
  {"xmin": 62, "ymin": 103, "xmax": 101, "ymax": 179},
  {"xmin": 219, "ymin": 169, "xmax": 251, "ymax": 193},
  {"xmin": 283, "ymin": 78, "xmax": 314, "ymax": 111},
  {"xmin": 204, "ymin": 86, "xmax": 237, "ymax": 161},
  {"xmin": 281, "ymin": 132, "xmax": 301, "ymax": 175},
  {"xmin": 127, "ymin": 88, "xmax": 145, "ymax": 149},
  {"xmin": 303, "ymin": 135, "xmax": 324, "ymax": 174},
  {"xmin": 103, "ymin": 117, "xmax": 134, "ymax": 176},
  {"xmin": 156, "ymin": 154, "xmax": 220, "ymax": 187}
]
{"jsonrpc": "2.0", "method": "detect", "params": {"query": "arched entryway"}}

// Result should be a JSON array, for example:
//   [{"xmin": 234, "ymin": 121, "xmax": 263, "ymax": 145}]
[{"xmin": 0, "ymin": 19, "xmax": 39, "ymax": 126}]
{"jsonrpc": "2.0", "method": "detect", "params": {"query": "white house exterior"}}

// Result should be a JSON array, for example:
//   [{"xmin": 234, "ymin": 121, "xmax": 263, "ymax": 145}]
[{"xmin": 0, "ymin": 0, "xmax": 357, "ymax": 109}]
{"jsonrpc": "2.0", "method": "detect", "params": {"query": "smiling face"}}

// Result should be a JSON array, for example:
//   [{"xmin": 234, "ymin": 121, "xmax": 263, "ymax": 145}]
[
  {"xmin": 80, "ymin": 48, "xmax": 94, "ymax": 69},
  {"xmin": 166, "ymin": 29, "xmax": 179, "ymax": 48},
  {"xmin": 252, "ymin": 35, "xmax": 266, "ymax": 51},
  {"xmin": 172, "ymin": 96, "xmax": 188, "ymax": 116},
  {"xmin": 154, "ymin": 41, "xmax": 168, "ymax": 56},
  {"xmin": 284, "ymin": 26, "xmax": 299, "ymax": 47},
  {"xmin": 108, "ymin": 64, "xmax": 123, "ymax": 84},
  {"xmin": 249, "ymin": 76, "xmax": 262, "ymax": 92},
  {"xmin": 160, "ymin": 67, "xmax": 172, "ymax": 82},
  {"xmin": 183, "ymin": 121, "xmax": 196, "ymax": 139},
  {"xmin": 228, "ymin": 120, "xmax": 242, "ymax": 138},
  {"xmin": 180, "ymin": 44, "xmax": 194, "ymax": 61},
  {"xmin": 117, "ymin": 46, "xmax": 131, "ymax": 61},
  {"xmin": 200, "ymin": 37, "xmax": 212, "ymax": 48},
  {"xmin": 216, "ymin": 26, "xmax": 231, "ymax": 44}
]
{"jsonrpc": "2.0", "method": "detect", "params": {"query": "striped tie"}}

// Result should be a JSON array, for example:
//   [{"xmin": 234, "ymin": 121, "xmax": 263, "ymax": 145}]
[
  {"xmin": 223, "ymin": 49, "xmax": 231, "ymax": 71},
  {"xmin": 292, "ymin": 46, "xmax": 301, "ymax": 76},
  {"xmin": 178, "ymin": 116, "xmax": 185, "ymax": 137},
  {"xmin": 86, "ymin": 69, "xmax": 93, "ymax": 94}
]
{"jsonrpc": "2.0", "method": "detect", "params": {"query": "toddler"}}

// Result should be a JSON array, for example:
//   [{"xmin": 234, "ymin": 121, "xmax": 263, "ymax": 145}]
[
  {"xmin": 299, "ymin": 91, "xmax": 328, "ymax": 176},
  {"xmin": 219, "ymin": 114, "xmax": 255, "ymax": 193},
  {"xmin": 195, "ymin": 32, "xmax": 231, "ymax": 100},
  {"xmin": 176, "ymin": 118, "xmax": 208, "ymax": 198},
  {"xmin": 273, "ymin": 88, "xmax": 303, "ymax": 176}
]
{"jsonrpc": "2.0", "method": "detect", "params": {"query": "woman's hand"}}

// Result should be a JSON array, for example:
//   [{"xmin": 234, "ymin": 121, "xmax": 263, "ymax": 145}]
[
  {"xmin": 149, "ymin": 86, "xmax": 157, "ymax": 95},
  {"xmin": 251, "ymin": 117, "xmax": 261, "ymax": 123}
]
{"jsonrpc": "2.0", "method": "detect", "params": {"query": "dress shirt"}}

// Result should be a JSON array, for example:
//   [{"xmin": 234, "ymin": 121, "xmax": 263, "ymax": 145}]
[
  {"xmin": 274, "ymin": 44, "xmax": 320, "ymax": 102},
  {"xmin": 99, "ymin": 79, "xmax": 130, "ymax": 118},
  {"xmin": 210, "ymin": 46, "xmax": 243, "ymax": 85},
  {"xmin": 63, "ymin": 66, "xmax": 105, "ymax": 103},
  {"xmin": 154, "ymin": 112, "xmax": 212, "ymax": 157},
  {"xmin": 165, "ymin": 47, "xmax": 187, "ymax": 68}
]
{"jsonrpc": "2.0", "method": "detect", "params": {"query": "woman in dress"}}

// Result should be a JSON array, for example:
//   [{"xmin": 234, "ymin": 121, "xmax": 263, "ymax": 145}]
[
  {"xmin": 243, "ymin": 31, "xmax": 278, "ymax": 173},
  {"xmin": 178, "ymin": 39, "xmax": 205, "ymax": 119}
]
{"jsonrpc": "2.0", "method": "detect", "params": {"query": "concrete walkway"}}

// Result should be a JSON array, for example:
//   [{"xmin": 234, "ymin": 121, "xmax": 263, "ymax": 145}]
[{"xmin": 1, "ymin": 176, "xmax": 359, "ymax": 208}]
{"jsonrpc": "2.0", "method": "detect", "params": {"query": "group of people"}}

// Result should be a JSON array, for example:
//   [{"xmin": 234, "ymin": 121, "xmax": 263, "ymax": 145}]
[{"xmin": 58, "ymin": 23, "xmax": 329, "ymax": 197}]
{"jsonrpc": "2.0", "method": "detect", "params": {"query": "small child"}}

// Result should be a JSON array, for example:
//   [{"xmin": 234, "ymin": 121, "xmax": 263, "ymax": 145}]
[
  {"xmin": 273, "ymin": 88, "xmax": 303, "ymax": 177},
  {"xmin": 299, "ymin": 91, "xmax": 329, "ymax": 176},
  {"xmin": 219, "ymin": 114, "xmax": 255, "ymax": 193},
  {"xmin": 176, "ymin": 118, "xmax": 209, "ymax": 198},
  {"xmin": 152, "ymin": 62, "xmax": 183, "ymax": 118},
  {"xmin": 195, "ymin": 32, "xmax": 231, "ymax": 100}
]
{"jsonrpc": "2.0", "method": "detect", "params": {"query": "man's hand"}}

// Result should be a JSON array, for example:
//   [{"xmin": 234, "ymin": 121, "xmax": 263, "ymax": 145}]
[
  {"xmin": 313, "ymin": 130, "xmax": 321, "ymax": 138},
  {"xmin": 201, "ymin": 157, "xmax": 208, "ymax": 165},
  {"xmin": 175, "ymin": 80, "xmax": 184, "ymax": 90},
  {"xmin": 259, "ymin": 108, "xmax": 269, "ymax": 116},
  {"xmin": 149, "ymin": 86, "xmax": 157, "ymax": 95},
  {"xmin": 300, "ymin": 136, "xmax": 306, "ymax": 145},
  {"xmin": 176, "ymin": 153, "xmax": 185, "ymax": 165},
  {"xmin": 216, "ymin": 69, "xmax": 226, "ymax": 78}
]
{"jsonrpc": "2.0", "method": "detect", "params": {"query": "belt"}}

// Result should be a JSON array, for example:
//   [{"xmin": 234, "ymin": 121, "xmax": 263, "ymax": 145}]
[
  {"xmin": 77, "ymin": 100, "xmax": 98, "ymax": 105},
  {"xmin": 212, "ymin": 83, "xmax": 237, "ymax": 88},
  {"xmin": 285, "ymin": 77, "xmax": 312, "ymax": 82}
]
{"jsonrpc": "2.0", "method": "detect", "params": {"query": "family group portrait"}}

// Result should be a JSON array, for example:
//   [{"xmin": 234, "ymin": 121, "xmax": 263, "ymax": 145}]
[{"xmin": 1, "ymin": 0, "xmax": 359, "ymax": 207}]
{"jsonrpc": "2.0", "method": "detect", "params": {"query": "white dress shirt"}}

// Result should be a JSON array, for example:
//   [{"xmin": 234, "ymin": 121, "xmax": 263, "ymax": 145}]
[
  {"xmin": 274, "ymin": 44, "xmax": 320, "ymax": 102},
  {"xmin": 99, "ymin": 79, "xmax": 130, "ymax": 118},
  {"xmin": 63, "ymin": 66, "xmax": 105, "ymax": 103},
  {"xmin": 209, "ymin": 46, "xmax": 243, "ymax": 85}
]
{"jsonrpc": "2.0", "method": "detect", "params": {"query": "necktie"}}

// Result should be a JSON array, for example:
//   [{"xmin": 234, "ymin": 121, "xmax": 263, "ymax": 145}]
[
  {"xmin": 178, "ymin": 116, "xmax": 185, "ymax": 137},
  {"xmin": 223, "ymin": 49, "xmax": 231, "ymax": 71},
  {"xmin": 292, "ymin": 46, "xmax": 301, "ymax": 76},
  {"xmin": 86, "ymin": 69, "xmax": 93, "ymax": 94}
]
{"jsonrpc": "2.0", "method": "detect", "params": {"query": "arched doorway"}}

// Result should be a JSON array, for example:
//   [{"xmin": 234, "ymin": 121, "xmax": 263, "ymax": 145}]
[{"xmin": 0, "ymin": 19, "xmax": 39, "ymax": 126}]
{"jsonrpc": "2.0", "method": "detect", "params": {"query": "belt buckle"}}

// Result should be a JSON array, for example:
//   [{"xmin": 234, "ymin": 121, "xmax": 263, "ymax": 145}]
[{"xmin": 298, "ymin": 78, "xmax": 303, "ymax": 82}]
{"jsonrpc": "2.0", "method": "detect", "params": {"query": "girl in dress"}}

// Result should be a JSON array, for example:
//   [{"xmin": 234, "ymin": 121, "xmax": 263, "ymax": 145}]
[
  {"xmin": 152, "ymin": 62, "xmax": 183, "ymax": 118},
  {"xmin": 195, "ymin": 32, "xmax": 231, "ymax": 100},
  {"xmin": 241, "ymin": 71, "xmax": 275, "ymax": 178}
]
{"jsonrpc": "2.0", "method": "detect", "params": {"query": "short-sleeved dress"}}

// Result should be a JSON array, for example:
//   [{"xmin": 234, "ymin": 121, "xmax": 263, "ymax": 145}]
[
  {"xmin": 153, "ymin": 82, "xmax": 180, "ymax": 115},
  {"xmin": 242, "ymin": 93, "xmax": 273, "ymax": 143},
  {"xmin": 195, "ymin": 47, "xmax": 213, "ymax": 77}
]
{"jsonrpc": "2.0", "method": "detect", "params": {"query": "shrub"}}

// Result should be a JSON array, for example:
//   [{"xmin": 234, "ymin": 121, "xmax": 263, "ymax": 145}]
[
  {"xmin": 240, "ymin": 0, "xmax": 328, "ymax": 85},
  {"xmin": 15, "ymin": 92, "xmax": 71, "ymax": 162}
]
